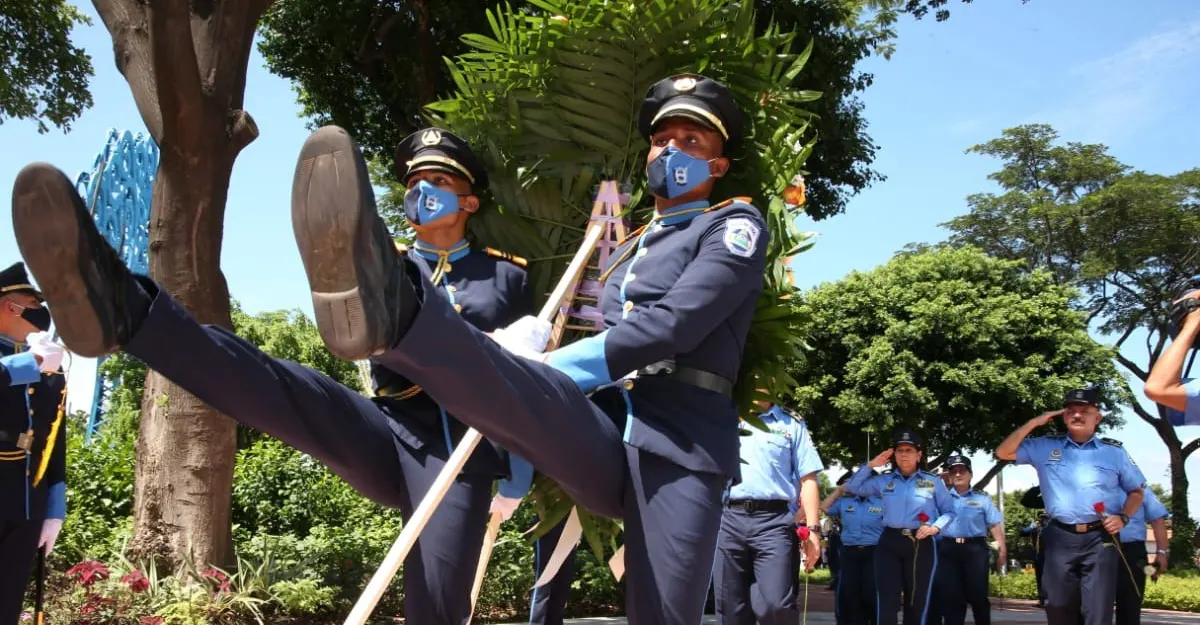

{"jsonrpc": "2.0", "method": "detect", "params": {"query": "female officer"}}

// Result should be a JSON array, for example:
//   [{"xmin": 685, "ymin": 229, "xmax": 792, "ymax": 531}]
[{"xmin": 845, "ymin": 430, "xmax": 956, "ymax": 625}]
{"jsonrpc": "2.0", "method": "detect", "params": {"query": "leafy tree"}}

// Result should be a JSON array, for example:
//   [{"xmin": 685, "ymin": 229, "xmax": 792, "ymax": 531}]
[
  {"xmin": 788, "ymin": 246, "xmax": 1124, "ymax": 469},
  {"xmin": 0, "ymin": 0, "xmax": 93, "ymax": 131},
  {"xmin": 84, "ymin": 0, "xmax": 280, "ymax": 570},
  {"xmin": 257, "ymin": 0, "xmax": 895, "ymax": 220},
  {"xmin": 941, "ymin": 124, "xmax": 1200, "ymax": 565}
]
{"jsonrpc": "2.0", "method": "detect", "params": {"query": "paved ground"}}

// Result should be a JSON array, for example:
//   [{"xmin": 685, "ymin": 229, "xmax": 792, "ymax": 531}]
[{"xmin": 495, "ymin": 589, "xmax": 1200, "ymax": 624}]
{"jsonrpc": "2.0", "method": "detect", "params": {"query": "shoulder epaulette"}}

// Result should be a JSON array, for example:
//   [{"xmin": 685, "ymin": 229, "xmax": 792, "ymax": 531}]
[
  {"xmin": 1100, "ymin": 437, "xmax": 1123, "ymax": 448},
  {"xmin": 778, "ymin": 405, "xmax": 803, "ymax": 421},
  {"xmin": 393, "ymin": 241, "xmax": 409, "ymax": 255},
  {"xmin": 973, "ymin": 489, "xmax": 989, "ymax": 495},
  {"xmin": 706, "ymin": 196, "xmax": 756, "ymax": 213},
  {"xmin": 1046, "ymin": 433, "xmax": 1067, "ymax": 439},
  {"xmin": 484, "ymin": 247, "xmax": 527, "ymax": 268}
]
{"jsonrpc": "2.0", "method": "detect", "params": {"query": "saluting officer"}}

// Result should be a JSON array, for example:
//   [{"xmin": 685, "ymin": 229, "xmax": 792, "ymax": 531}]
[
  {"xmin": 714, "ymin": 400, "xmax": 824, "ymax": 625},
  {"xmin": 934, "ymin": 454, "xmax": 1005, "ymax": 625},
  {"xmin": 10, "ymin": 131, "xmax": 533, "ymax": 625},
  {"xmin": 845, "ymin": 430, "xmax": 955, "ymax": 625},
  {"xmin": 995, "ymin": 388, "xmax": 1147, "ymax": 625},
  {"xmin": 822, "ymin": 468, "xmax": 884, "ymax": 625},
  {"xmin": 1114, "ymin": 478, "xmax": 1170, "ymax": 625},
  {"xmin": 13, "ymin": 73, "xmax": 767, "ymax": 625},
  {"xmin": 529, "ymin": 513, "xmax": 577, "ymax": 625},
  {"xmin": 0, "ymin": 262, "xmax": 67, "ymax": 624}
]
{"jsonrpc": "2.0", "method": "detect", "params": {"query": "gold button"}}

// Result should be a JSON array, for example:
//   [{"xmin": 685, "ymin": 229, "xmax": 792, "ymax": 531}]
[
  {"xmin": 29, "ymin": 409, "xmax": 35, "ymax": 416},
  {"xmin": 444, "ymin": 264, "xmax": 452, "ymax": 273},
  {"xmin": 623, "ymin": 379, "xmax": 635, "ymax": 390},
  {"xmin": 28, "ymin": 388, "xmax": 35, "ymax": 395},
  {"xmin": 447, "ymin": 285, "xmax": 457, "ymax": 293},
  {"xmin": 622, "ymin": 301, "xmax": 634, "ymax": 312},
  {"xmin": 637, "ymin": 248, "xmax": 648, "ymax": 257},
  {"xmin": 453, "ymin": 304, "xmax": 463, "ymax": 312}
]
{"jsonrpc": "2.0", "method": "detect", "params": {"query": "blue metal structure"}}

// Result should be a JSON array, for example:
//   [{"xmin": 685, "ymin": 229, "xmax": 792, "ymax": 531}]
[{"xmin": 73, "ymin": 129, "xmax": 159, "ymax": 441}]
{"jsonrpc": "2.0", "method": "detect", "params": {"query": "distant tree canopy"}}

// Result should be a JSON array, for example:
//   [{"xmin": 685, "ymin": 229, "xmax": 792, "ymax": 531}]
[{"xmin": 0, "ymin": 0, "xmax": 93, "ymax": 131}]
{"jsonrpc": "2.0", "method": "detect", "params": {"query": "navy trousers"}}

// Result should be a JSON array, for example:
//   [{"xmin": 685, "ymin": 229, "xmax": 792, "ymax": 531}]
[
  {"xmin": 529, "ymin": 515, "xmax": 578, "ymax": 625},
  {"xmin": 712, "ymin": 506, "xmax": 799, "ymax": 625},
  {"xmin": 935, "ymin": 540, "xmax": 990, "ymax": 625},
  {"xmin": 372, "ymin": 261, "xmax": 727, "ymax": 625},
  {"xmin": 125, "ymin": 289, "xmax": 491, "ymax": 625},
  {"xmin": 874, "ymin": 528, "xmax": 937, "ymax": 625},
  {"xmin": 1114, "ymin": 541, "xmax": 1148, "ymax": 625},
  {"xmin": 0, "ymin": 519, "xmax": 41, "ymax": 625},
  {"xmin": 827, "ymin": 532, "xmax": 842, "ymax": 587},
  {"xmin": 1041, "ymin": 523, "xmax": 1118, "ymax": 625},
  {"xmin": 836, "ymin": 545, "xmax": 876, "ymax": 625}
]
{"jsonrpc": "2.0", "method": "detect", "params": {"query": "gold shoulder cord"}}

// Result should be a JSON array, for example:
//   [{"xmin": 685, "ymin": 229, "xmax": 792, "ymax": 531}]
[{"xmin": 32, "ymin": 386, "xmax": 67, "ymax": 487}]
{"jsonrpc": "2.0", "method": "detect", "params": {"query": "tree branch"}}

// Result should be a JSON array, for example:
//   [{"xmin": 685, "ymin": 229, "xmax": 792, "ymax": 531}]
[
  {"xmin": 972, "ymin": 459, "xmax": 1010, "ymax": 491},
  {"xmin": 1127, "ymin": 399, "xmax": 1160, "ymax": 427},
  {"xmin": 92, "ymin": 0, "xmax": 165, "ymax": 141},
  {"xmin": 1114, "ymin": 351, "xmax": 1148, "ymax": 382},
  {"xmin": 1183, "ymin": 437, "xmax": 1200, "ymax": 457},
  {"xmin": 1112, "ymin": 319, "xmax": 1138, "ymax": 352},
  {"xmin": 150, "ymin": 0, "xmax": 204, "ymax": 153}
]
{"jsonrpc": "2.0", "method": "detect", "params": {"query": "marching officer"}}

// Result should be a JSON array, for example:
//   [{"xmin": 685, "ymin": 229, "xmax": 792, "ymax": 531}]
[
  {"xmin": 10, "ymin": 131, "xmax": 534, "ymax": 625},
  {"xmin": 1114, "ymin": 481, "xmax": 1170, "ymax": 625},
  {"xmin": 934, "ymin": 454, "xmax": 1005, "ymax": 625},
  {"xmin": 822, "ymin": 468, "xmax": 884, "ymax": 625},
  {"xmin": 12, "ymin": 73, "xmax": 767, "ymax": 625},
  {"xmin": 0, "ymin": 262, "xmax": 67, "ymax": 624},
  {"xmin": 845, "ymin": 430, "xmax": 955, "ymax": 625},
  {"xmin": 529, "ymin": 513, "xmax": 578, "ymax": 625},
  {"xmin": 713, "ymin": 400, "xmax": 824, "ymax": 625},
  {"xmin": 995, "ymin": 388, "xmax": 1147, "ymax": 625}
]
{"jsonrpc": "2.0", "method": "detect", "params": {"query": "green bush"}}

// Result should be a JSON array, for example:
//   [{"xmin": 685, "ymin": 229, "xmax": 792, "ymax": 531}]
[{"xmin": 991, "ymin": 570, "xmax": 1200, "ymax": 612}]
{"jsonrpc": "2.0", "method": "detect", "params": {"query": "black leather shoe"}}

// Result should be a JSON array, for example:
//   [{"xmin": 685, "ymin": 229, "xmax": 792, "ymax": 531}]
[
  {"xmin": 291, "ymin": 125, "xmax": 415, "ymax": 361},
  {"xmin": 11, "ymin": 163, "xmax": 144, "ymax": 357}
]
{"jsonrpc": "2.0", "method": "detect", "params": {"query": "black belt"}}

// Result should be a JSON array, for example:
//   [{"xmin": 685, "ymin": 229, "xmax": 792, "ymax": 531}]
[
  {"xmin": 636, "ymin": 360, "xmax": 734, "ymax": 396},
  {"xmin": 1052, "ymin": 519, "xmax": 1103, "ymax": 534},
  {"xmin": 844, "ymin": 544, "xmax": 875, "ymax": 550},
  {"xmin": 0, "ymin": 429, "xmax": 32, "ymax": 453},
  {"xmin": 884, "ymin": 527, "xmax": 920, "ymax": 537},
  {"xmin": 725, "ymin": 499, "xmax": 790, "ymax": 513},
  {"xmin": 944, "ymin": 536, "xmax": 988, "ymax": 545}
]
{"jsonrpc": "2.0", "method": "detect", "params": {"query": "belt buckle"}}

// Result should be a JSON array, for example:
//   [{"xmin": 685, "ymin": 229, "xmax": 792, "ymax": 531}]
[
  {"xmin": 954, "ymin": 538, "xmax": 967, "ymax": 544},
  {"xmin": 1074, "ymin": 523, "xmax": 1089, "ymax": 533},
  {"xmin": 15, "ymin": 430, "xmax": 33, "ymax": 453},
  {"xmin": 900, "ymin": 528, "xmax": 913, "ymax": 537}
]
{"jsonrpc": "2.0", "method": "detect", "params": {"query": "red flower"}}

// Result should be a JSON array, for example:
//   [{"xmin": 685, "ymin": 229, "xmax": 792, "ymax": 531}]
[
  {"xmin": 66, "ymin": 561, "xmax": 110, "ymax": 587},
  {"xmin": 1093, "ymin": 502, "xmax": 1106, "ymax": 514},
  {"xmin": 121, "ymin": 570, "xmax": 150, "ymax": 593},
  {"xmin": 918, "ymin": 512, "xmax": 930, "ymax": 524},
  {"xmin": 139, "ymin": 617, "xmax": 165, "ymax": 625},
  {"xmin": 202, "ymin": 566, "xmax": 231, "ymax": 594},
  {"xmin": 796, "ymin": 526, "xmax": 810, "ymax": 540}
]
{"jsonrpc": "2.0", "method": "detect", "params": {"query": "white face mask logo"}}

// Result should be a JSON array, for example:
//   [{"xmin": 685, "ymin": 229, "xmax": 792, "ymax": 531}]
[
  {"xmin": 424, "ymin": 196, "xmax": 440, "ymax": 212},
  {"xmin": 673, "ymin": 167, "xmax": 688, "ymax": 185}
]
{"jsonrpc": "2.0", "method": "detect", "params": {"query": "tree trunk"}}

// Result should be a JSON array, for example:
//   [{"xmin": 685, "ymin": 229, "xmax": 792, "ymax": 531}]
[{"xmin": 93, "ymin": 0, "xmax": 272, "ymax": 570}]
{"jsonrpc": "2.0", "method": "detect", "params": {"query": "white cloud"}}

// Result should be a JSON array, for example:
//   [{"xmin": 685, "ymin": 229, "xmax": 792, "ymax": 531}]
[{"xmin": 1029, "ymin": 20, "xmax": 1200, "ymax": 142}]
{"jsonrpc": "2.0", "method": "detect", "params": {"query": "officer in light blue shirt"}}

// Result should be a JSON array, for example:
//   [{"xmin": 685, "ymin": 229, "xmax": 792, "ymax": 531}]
[
  {"xmin": 1114, "ymin": 479, "xmax": 1170, "ymax": 625},
  {"xmin": 846, "ymin": 429, "xmax": 955, "ymax": 625},
  {"xmin": 713, "ymin": 402, "xmax": 824, "ymax": 625},
  {"xmin": 823, "ymin": 469, "xmax": 883, "ymax": 625},
  {"xmin": 1145, "ymin": 288, "xmax": 1200, "ymax": 426},
  {"xmin": 996, "ymin": 388, "xmax": 1146, "ymax": 625},
  {"xmin": 934, "ymin": 454, "xmax": 1005, "ymax": 625}
]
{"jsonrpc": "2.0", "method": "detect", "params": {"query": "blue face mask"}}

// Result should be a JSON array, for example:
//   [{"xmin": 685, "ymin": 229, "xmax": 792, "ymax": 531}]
[
  {"xmin": 403, "ymin": 180, "xmax": 463, "ymax": 226},
  {"xmin": 646, "ymin": 146, "xmax": 714, "ymax": 199}
]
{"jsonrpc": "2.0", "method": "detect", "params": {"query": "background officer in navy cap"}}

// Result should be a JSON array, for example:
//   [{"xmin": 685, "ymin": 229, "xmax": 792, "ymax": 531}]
[
  {"xmin": 933, "ymin": 453, "xmax": 1005, "ymax": 625},
  {"xmin": 14, "ymin": 70, "xmax": 766, "ymax": 625},
  {"xmin": 9, "ymin": 128, "xmax": 533, "ymax": 625},
  {"xmin": 0, "ymin": 261, "xmax": 68, "ymax": 624},
  {"xmin": 1018, "ymin": 486, "xmax": 1049, "ymax": 606},
  {"xmin": 822, "ymin": 467, "xmax": 884, "ymax": 625},
  {"xmin": 1113, "ymin": 468, "xmax": 1170, "ymax": 625},
  {"xmin": 846, "ymin": 429, "xmax": 955, "ymax": 625},
  {"xmin": 996, "ymin": 388, "xmax": 1147, "ymax": 625},
  {"xmin": 1144, "ymin": 288, "xmax": 1200, "ymax": 426},
  {"xmin": 713, "ymin": 398, "xmax": 823, "ymax": 625}
]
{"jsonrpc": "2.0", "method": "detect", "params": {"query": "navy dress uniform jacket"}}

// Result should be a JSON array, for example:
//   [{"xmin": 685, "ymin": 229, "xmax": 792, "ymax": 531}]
[{"xmin": 0, "ymin": 337, "xmax": 66, "ymax": 523}]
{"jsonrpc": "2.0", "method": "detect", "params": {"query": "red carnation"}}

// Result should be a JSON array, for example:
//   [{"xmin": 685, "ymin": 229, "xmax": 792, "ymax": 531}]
[
  {"xmin": 1093, "ymin": 502, "xmax": 1106, "ymax": 514},
  {"xmin": 796, "ymin": 526, "xmax": 810, "ymax": 540},
  {"xmin": 918, "ymin": 512, "xmax": 930, "ymax": 524}
]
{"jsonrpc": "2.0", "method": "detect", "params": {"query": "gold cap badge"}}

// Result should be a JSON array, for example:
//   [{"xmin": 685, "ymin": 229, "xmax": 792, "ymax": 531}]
[
  {"xmin": 673, "ymin": 76, "xmax": 697, "ymax": 92},
  {"xmin": 421, "ymin": 129, "xmax": 442, "ymax": 146}
]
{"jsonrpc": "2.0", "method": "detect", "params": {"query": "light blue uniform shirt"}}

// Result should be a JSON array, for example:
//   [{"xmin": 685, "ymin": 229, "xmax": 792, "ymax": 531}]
[
  {"xmin": 1015, "ymin": 434, "xmax": 1146, "ymax": 524},
  {"xmin": 940, "ymin": 489, "xmax": 1003, "ymax": 539},
  {"xmin": 1118, "ymin": 487, "xmax": 1170, "ymax": 543},
  {"xmin": 727, "ymin": 405, "xmax": 824, "ymax": 508},
  {"xmin": 845, "ymin": 465, "xmax": 955, "ymax": 530},
  {"xmin": 1165, "ymin": 378, "xmax": 1200, "ymax": 426},
  {"xmin": 828, "ymin": 495, "xmax": 884, "ymax": 546}
]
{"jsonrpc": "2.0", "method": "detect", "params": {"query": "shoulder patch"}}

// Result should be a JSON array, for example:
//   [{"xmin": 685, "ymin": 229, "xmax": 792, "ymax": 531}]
[
  {"xmin": 484, "ymin": 247, "xmax": 527, "ymax": 268},
  {"xmin": 1100, "ymin": 437, "xmax": 1123, "ymax": 448},
  {"xmin": 722, "ymin": 216, "xmax": 761, "ymax": 258}
]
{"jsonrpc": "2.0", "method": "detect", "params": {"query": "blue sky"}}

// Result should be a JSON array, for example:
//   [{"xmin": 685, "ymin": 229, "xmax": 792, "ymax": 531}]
[{"xmin": 2, "ymin": 1, "xmax": 1198, "ymax": 511}]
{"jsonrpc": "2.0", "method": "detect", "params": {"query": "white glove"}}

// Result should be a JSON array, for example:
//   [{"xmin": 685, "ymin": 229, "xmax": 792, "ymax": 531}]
[
  {"xmin": 491, "ymin": 316, "xmax": 552, "ymax": 361},
  {"xmin": 489, "ymin": 494, "xmax": 522, "ymax": 522},
  {"xmin": 25, "ymin": 331, "xmax": 64, "ymax": 373},
  {"xmin": 38, "ymin": 518, "xmax": 63, "ymax": 556}
]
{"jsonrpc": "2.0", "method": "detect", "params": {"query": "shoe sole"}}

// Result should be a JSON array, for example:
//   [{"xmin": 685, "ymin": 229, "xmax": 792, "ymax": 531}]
[
  {"xmin": 11, "ymin": 163, "xmax": 115, "ymax": 357},
  {"xmin": 290, "ymin": 126, "xmax": 394, "ymax": 361}
]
